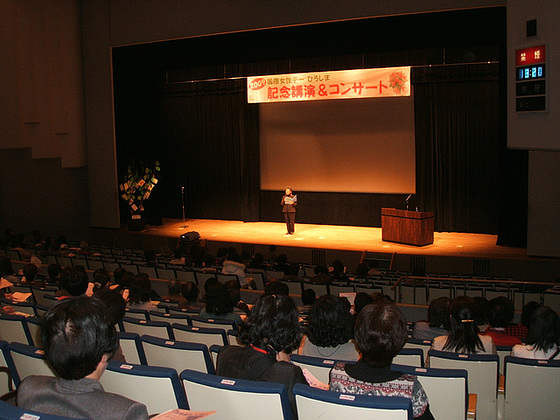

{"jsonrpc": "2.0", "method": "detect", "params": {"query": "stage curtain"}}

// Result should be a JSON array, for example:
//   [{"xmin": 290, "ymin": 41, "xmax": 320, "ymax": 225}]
[
  {"xmin": 158, "ymin": 79, "xmax": 260, "ymax": 222},
  {"xmin": 413, "ymin": 64, "xmax": 527, "ymax": 244}
]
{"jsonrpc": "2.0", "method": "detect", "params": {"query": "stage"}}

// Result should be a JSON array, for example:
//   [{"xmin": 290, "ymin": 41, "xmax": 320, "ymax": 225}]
[{"xmin": 137, "ymin": 218, "xmax": 528, "ymax": 260}]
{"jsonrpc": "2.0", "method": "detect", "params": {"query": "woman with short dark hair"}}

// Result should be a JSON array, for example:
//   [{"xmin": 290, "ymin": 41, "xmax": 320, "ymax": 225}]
[
  {"xmin": 299, "ymin": 295, "xmax": 358, "ymax": 360},
  {"xmin": 198, "ymin": 282, "xmax": 243, "ymax": 326},
  {"xmin": 412, "ymin": 297, "xmax": 451, "ymax": 341},
  {"xmin": 217, "ymin": 294, "xmax": 308, "ymax": 418},
  {"xmin": 512, "ymin": 306, "xmax": 560, "ymax": 360},
  {"xmin": 329, "ymin": 302, "xmax": 434, "ymax": 419}
]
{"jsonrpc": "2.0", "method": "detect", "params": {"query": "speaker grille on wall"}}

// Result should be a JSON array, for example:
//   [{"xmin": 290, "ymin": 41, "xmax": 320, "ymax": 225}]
[{"xmin": 526, "ymin": 19, "xmax": 537, "ymax": 38}]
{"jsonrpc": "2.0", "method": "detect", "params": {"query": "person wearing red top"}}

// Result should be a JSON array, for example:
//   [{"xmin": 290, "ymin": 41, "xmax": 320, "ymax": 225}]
[{"xmin": 482, "ymin": 297, "xmax": 522, "ymax": 346}]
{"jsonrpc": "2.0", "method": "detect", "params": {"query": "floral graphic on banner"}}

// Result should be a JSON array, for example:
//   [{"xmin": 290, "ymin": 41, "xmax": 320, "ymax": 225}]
[{"xmin": 389, "ymin": 71, "xmax": 409, "ymax": 95}]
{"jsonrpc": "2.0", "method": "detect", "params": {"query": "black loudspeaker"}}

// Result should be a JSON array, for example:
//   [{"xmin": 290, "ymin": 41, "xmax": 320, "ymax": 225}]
[
  {"xmin": 180, "ymin": 231, "xmax": 200, "ymax": 243},
  {"xmin": 526, "ymin": 19, "xmax": 537, "ymax": 38}
]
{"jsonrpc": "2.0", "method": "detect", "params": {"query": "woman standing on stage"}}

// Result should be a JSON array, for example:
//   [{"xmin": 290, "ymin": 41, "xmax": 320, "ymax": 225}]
[{"xmin": 281, "ymin": 187, "xmax": 297, "ymax": 235}]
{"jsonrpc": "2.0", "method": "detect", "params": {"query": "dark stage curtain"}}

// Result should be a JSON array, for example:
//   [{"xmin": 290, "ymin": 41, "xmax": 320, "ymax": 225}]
[
  {"xmin": 413, "ymin": 64, "xmax": 527, "ymax": 245},
  {"xmin": 158, "ymin": 79, "xmax": 260, "ymax": 222}
]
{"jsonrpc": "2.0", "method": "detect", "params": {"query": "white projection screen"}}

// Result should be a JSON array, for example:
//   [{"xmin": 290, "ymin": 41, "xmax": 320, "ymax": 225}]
[{"xmin": 259, "ymin": 93, "xmax": 416, "ymax": 194}]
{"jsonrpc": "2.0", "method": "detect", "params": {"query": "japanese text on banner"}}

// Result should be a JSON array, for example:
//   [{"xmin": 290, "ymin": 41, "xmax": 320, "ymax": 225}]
[{"xmin": 247, "ymin": 67, "xmax": 410, "ymax": 103}]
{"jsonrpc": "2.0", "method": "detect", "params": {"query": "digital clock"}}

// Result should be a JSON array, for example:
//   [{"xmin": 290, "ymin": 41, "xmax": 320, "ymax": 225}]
[{"xmin": 517, "ymin": 64, "xmax": 545, "ymax": 81}]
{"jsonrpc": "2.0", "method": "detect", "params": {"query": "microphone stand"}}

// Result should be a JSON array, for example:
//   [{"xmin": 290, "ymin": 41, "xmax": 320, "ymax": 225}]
[{"xmin": 181, "ymin": 186, "xmax": 187, "ymax": 228}]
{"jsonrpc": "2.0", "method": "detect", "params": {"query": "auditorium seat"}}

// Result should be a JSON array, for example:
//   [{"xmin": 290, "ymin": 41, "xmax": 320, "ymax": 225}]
[
  {"xmin": 291, "ymin": 354, "xmax": 343, "ymax": 384},
  {"xmin": 0, "ymin": 298, "xmax": 36, "ymax": 317},
  {"xmin": 140, "ymin": 334, "xmax": 215, "ymax": 374},
  {"xmin": 25, "ymin": 316, "xmax": 43, "ymax": 348},
  {"xmin": 149, "ymin": 310, "xmax": 192, "ymax": 326},
  {"xmin": 194, "ymin": 272, "xmax": 217, "ymax": 290},
  {"xmin": 393, "ymin": 364, "xmax": 475, "ymax": 420},
  {"xmin": 293, "ymin": 383, "xmax": 412, "ymax": 420},
  {"xmin": 392, "ymin": 348, "xmax": 424, "ymax": 368},
  {"xmin": 0, "ymin": 399, "xmax": 88, "ymax": 420},
  {"xmin": 124, "ymin": 308, "xmax": 151, "ymax": 320},
  {"xmin": 5, "ymin": 342, "xmax": 55, "ymax": 386},
  {"xmin": 0, "ymin": 341, "xmax": 13, "ymax": 396},
  {"xmin": 171, "ymin": 323, "xmax": 228, "ymax": 349},
  {"xmin": 101, "ymin": 361, "xmax": 188, "ymax": 415},
  {"xmin": 121, "ymin": 317, "xmax": 173, "ymax": 340},
  {"xmin": 0, "ymin": 314, "xmax": 33, "ymax": 345},
  {"xmin": 501, "ymin": 356, "xmax": 560, "ymax": 420},
  {"xmin": 428, "ymin": 349, "xmax": 499, "ymax": 420},
  {"xmin": 190, "ymin": 316, "xmax": 237, "ymax": 332},
  {"xmin": 117, "ymin": 332, "xmax": 147, "ymax": 365},
  {"xmin": 181, "ymin": 368, "xmax": 294, "ymax": 420}
]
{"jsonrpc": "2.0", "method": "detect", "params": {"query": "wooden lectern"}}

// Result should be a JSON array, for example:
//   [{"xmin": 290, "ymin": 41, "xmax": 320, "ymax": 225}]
[{"xmin": 381, "ymin": 208, "xmax": 434, "ymax": 246}]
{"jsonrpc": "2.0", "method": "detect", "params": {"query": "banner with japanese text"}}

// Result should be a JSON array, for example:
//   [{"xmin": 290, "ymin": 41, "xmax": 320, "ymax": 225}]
[{"xmin": 247, "ymin": 66, "xmax": 410, "ymax": 103}]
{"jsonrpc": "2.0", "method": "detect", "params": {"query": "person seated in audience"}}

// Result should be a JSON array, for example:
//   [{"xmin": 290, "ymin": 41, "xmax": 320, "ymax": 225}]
[
  {"xmin": 143, "ymin": 249, "xmax": 160, "ymax": 268},
  {"xmin": 178, "ymin": 281, "xmax": 205, "ymax": 312},
  {"xmin": 299, "ymin": 288, "xmax": 316, "ymax": 315},
  {"xmin": 505, "ymin": 300, "xmax": 540, "ymax": 342},
  {"xmin": 160, "ymin": 279, "xmax": 185, "ymax": 303},
  {"xmin": 330, "ymin": 301, "xmax": 434, "ymax": 419},
  {"xmin": 310, "ymin": 265, "xmax": 331, "ymax": 285},
  {"xmin": 55, "ymin": 267, "xmax": 89, "ymax": 299},
  {"xmin": 299, "ymin": 295, "xmax": 358, "ymax": 361},
  {"xmin": 353, "ymin": 292, "xmax": 374, "ymax": 322},
  {"xmin": 283, "ymin": 263, "xmax": 304, "ymax": 283},
  {"xmin": 264, "ymin": 279, "xmax": 290, "ymax": 297},
  {"xmin": 93, "ymin": 288, "xmax": 128, "ymax": 363},
  {"xmin": 274, "ymin": 253, "xmax": 289, "ymax": 273},
  {"xmin": 16, "ymin": 295, "xmax": 149, "ymax": 419},
  {"xmin": 263, "ymin": 245, "xmax": 279, "ymax": 263},
  {"xmin": 126, "ymin": 274, "xmax": 158, "ymax": 311},
  {"xmin": 330, "ymin": 259, "xmax": 349, "ymax": 284},
  {"xmin": 198, "ymin": 282, "xmax": 243, "ymax": 326},
  {"xmin": 511, "ymin": 306, "xmax": 560, "ymax": 360},
  {"xmin": 10, "ymin": 234, "xmax": 32, "ymax": 261},
  {"xmin": 222, "ymin": 252, "xmax": 248, "ymax": 287},
  {"xmin": 473, "ymin": 296, "xmax": 490, "ymax": 332},
  {"xmin": 93, "ymin": 268, "xmax": 111, "ymax": 290},
  {"xmin": 482, "ymin": 296, "xmax": 522, "ymax": 346},
  {"xmin": 224, "ymin": 279, "xmax": 250, "ymax": 315},
  {"xmin": 246, "ymin": 252, "xmax": 269, "ymax": 283},
  {"xmin": 431, "ymin": 296, "xmax": 496, "ymax": 354},
  {"xmin": 216, "ymin": 294, "xmax": 308, "ymax": 418},
  {"xmin": 199, "ymin": 254, "xmax": 218, "ymax": 273},
  {"xmin": 353, "ymin": 262, "xmax": 371, "ymax": 279},
  {"xmin": 46, "ymin": 263, "xmax": 62, "ymax": 286},
  {"xmin": 169, "ymin": 248, "xmax": 186, "ymax": 265},
  {"xmin": 20, "ymin": 263, "xmax": 41, "ymax": 286},
  {"xmin": 0, "ymin": 256, "xmax": 19, "ymax": 285},
  {"xmin": 412, "ymin": 297, "xmax": 451, "ymax": 341}
]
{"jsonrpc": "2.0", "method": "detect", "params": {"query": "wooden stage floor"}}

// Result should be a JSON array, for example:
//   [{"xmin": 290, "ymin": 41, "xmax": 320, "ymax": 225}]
[{"xmin": 138, "ymin": 218, "xmax": 529, "ymax": 260}]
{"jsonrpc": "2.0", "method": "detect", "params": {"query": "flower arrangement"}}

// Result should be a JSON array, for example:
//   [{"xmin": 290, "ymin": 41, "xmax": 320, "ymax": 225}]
[
  {"xmin": 119, "ymin": 160, "xmax": 161, "ymax": 217},
  {"xmin": 388, "ymin": 71, "xmax": 409, "ymax": 95}
]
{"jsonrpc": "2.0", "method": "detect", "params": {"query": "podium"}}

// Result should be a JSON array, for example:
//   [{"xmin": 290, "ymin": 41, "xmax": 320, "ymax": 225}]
[{"xmin": 381, "ymin": 208, "xmax": 434, "ymax": 246}]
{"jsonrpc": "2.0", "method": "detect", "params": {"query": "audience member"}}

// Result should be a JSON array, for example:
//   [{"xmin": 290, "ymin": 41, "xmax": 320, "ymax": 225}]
[
  {"xmin": 56, "ymin": 267, "xmax": 89, "ymax": 299},
  {"xmin": 21, "ymin": 263, "xmax": 39, "ymax": 285},
  {"xmin": 46, "ymin": 263, "xmax": 62, "ymax": 285},
  {"xmin": 310, "ymin": 265, "xmax": 331, "ymax": 285},
  {"xmin": 161, "ymin": 279, "xmax": 185, "ymax": 302},
  {"xmin": 126, "ymin": 274, "xmax": 158, "ymax": 311},
  {"xmin": 264, "ymin": 245, "xmax": 279, "ymax": 262},
  {"xmin": 264, "ymin": 280, "xmax": 290, "ymax": 297},
  {"xmin": 353, "ymin": 292, "xmax": 374, "ymax": 319},
  {"xmin": 299, "ymin": 288, "xmax": 316, "ymax": 315},
  {"xmin": 473, "ymin": 297, "xmax": 490, "ymax": 332},
  {"xmin": 222, "ymin": 253, "xmax": 248, "ymax": 287},
  {"xmin": 16, "ymin": 295, "xmax": 149, "ymax": 419},
  {"xmin": 216, "ymin": 294, "xmax": 307, "ymax": 418},
  {"xmin": 224, "ymin": 279, "xmax": 250, "ymax": 315},
  {"xmin": 198, "ymin": 282, "xmax": 243, "ymax": 326},
  {"xmin": 431, "ymin": 296, "xmax": 496, "ymax": 354},
  {"xmin": 200, "ymin": 254, "xmax": 218, "ymax": 273},
  {"xmin": 412, "ymin": 297, "xmax": 451, "ymax": 341},
  {"xmin": 299, "ymin": 295, "xmax": 358, "ymax": 361},
  {"xmin": 0, "ymin": 256, "xmax": 19, "ymax": 284},
  {"xmin": 482, "ymin": 296, "xmax": 522, "ymax": 346},
  {"xmin": 505, "ymin": 301, "xmax": 540, "ymax": 342},
  {"xmin": 178, "ymin": 282, "xmax": 205, "ymax": 312},
  {"xmin": 511, "ymin": 306, "xmax": 560, "ymax": 360},
  {"xmin": 169, "ymin": 248, "xmax": 185, "ymax": 265},
  {"xmin": 330, "ymin": 259, "xmax": 349, "ymax": 284},
  {"xmin": 93, "ymin": 268, "xmax": 111, "ymax": 290},
  {"xmin": 283, "ymin": 263, "xmax": 303, "ymax": 283},
  {"xmin": 330, "ymin": 302, "xmax": 434, "ymax": 419},
  {"xmin": 93, "ymin": 288, "xmax": 128, "ymax": 363}
]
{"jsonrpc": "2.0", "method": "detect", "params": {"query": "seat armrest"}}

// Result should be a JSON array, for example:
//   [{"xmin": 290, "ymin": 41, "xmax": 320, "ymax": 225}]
[
  {"xmin": 498, "ymin": 374, "xmax": 505, "ymax": 395},
  {"xmin": 467, "ymin": 393, "xmax": 477, "ymax": 419}
]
